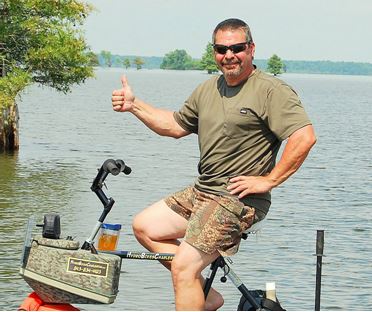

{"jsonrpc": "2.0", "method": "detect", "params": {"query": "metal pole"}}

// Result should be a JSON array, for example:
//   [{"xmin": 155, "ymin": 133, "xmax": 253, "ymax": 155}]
[
  {"xmin": 315, "ymin": 230, "xmax": 324, "ymax": 311},
  {"xmin": 203, "ymin": 257, "xmax": 223, "ymax": 299}
]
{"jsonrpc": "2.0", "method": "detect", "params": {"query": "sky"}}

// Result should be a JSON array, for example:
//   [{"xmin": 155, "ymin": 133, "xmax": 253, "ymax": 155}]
[{"xmin": 83, "ymin": 0, "xmax": 372, "ymax": 63}]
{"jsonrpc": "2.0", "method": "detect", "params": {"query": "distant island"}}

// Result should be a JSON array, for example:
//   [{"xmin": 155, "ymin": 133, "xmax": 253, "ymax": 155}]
[{"xmin": 97, "ymin": 54, "xmax": 372, "ymax": 76}]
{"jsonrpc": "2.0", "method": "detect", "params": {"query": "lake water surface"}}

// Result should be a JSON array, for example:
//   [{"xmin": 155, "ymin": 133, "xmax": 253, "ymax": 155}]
[{"xmin": 0, "ymin": 69, "xmax": 371, "ymax": 310}]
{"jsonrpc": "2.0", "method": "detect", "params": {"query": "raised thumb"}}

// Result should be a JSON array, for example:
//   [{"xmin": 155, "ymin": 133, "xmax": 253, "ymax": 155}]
[{"xmin": 121, "ymin": 75, "xmax": 128, "ymax": 89}]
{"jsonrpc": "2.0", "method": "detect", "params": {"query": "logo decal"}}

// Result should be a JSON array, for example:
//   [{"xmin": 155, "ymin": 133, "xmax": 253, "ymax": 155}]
[{"xmin": 67, "ymin": 257, "xmax": 109, "ymax": 277}]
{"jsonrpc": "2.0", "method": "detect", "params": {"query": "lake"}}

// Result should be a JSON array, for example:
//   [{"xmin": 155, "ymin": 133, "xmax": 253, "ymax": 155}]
[{"xmin": 0, "ymin": 68, "xmax": 371, "ymax": 310}]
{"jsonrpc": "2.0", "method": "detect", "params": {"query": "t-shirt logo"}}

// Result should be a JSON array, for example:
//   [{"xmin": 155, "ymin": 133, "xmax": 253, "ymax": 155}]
[{"xmin": 240, "ymin": 108, "xmax": 249, "ymax": 114}]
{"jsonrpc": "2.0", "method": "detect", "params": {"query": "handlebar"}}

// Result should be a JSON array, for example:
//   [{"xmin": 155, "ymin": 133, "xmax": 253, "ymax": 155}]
[
  {"xmin": 102, "ymin": 159, "xmax": 132, "ymax": 176},
  {"xmin": 91, "ymin": 159, "xmax": 131, "ymax": 203},
  {"xmin": 92, "ymin": 159, "xmax": 131, "ymax": 191},
  {"xmin": 82, "ymin": 159, "xmax": 131, "ymax": 252}
]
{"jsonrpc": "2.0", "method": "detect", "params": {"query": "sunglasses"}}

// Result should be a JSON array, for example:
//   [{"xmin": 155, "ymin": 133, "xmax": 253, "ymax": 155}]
[{"xmin": 213, "ymin": 42, "xmax": 249, "ymax": 55}]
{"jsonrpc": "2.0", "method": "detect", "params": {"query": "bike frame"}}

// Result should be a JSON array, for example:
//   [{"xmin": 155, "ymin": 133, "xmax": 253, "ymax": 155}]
[
  {"xmin": 104, "ymin": 248, "xmax": 260, "ymax": 309},
  {"xmin": 84, "ymin": 159, "xmax": 261, "ymax": 310}
]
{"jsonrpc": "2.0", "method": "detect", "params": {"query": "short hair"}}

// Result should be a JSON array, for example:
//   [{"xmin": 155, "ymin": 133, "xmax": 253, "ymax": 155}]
[{"xmin": 212, "ymin": 18, "xmax": 253, "ymax": 44}]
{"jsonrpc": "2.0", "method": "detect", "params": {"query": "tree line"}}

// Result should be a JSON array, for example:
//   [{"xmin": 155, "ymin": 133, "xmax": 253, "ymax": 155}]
[
  {"xmin": 94, "ymin": 49, "xmax": 372, "ymax": 76},
  {"xmin": 96, "ymin": 51, "xmax": 146, "ymax": 70},
  {"xmin": 95, "ymin": 44, "xmax": 283, "ymax": 75},
  {"xmin": 94, "ymin": 43, "xmax": 221, "ymax": 74}
]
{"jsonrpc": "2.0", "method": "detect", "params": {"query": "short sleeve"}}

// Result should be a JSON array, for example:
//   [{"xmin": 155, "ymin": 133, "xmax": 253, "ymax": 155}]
[
  {"xmin": 173, "ymin": 89, "xmax": 199, "ymax": 134},
  {"xmin": 263, "ymin": 84, "xmax": 312, "ymax": 140}
]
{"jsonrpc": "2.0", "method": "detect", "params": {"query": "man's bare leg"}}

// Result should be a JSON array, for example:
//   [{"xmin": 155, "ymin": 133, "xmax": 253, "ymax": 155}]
[
  {"xmin": 171, "ymin": 241, "xmax": 221, "ymax": 310},
  {"xmin": 132, "ymin": 200, "xmax": 224, "ymax": 310}
]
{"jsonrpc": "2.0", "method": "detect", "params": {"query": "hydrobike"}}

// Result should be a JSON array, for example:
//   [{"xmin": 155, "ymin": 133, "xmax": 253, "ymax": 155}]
[{"xmin": 18, "ymin": 159, "xmax": 324, "ymax": 311}]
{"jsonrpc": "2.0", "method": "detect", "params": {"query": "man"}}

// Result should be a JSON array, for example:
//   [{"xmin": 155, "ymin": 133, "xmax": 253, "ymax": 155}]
[{"xmin": 111, "ymin": 18, "xmax": 316, "ymax": 310}]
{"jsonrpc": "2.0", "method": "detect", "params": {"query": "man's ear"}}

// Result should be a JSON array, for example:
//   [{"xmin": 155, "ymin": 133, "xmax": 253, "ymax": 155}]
[{"xmin": 250, "ymin": 43, "xmax": 256, "ymax": 59}]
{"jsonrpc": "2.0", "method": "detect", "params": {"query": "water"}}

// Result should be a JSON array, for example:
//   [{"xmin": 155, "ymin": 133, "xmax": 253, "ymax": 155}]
[{"xmin": 0, "ymin": 68, "xmax": 371, "ymax": 310}]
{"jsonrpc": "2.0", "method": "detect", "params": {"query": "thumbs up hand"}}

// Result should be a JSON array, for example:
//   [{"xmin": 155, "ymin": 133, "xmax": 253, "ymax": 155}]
[{"xmin": 112, "ymin": 75, "xmax": 136, "ymax": 112}]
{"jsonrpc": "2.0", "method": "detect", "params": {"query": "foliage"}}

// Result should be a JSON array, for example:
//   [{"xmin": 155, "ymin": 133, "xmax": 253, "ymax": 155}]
[
  {"xmin": 267, "ymin": 54, "xmax": 283, "ymax": 76},
  {"xmin": 160, "ymin": 49, "xmax": 196, "ymax": 70},
  {"xmin": 99, "ymin": 50, "xmax": 112, "ymax": 67},
  {"xmin": 200, "ymin": 42, "xmax": 219, "ymax": 74},
  {"xmin": 133, "ymin": 57, "xmax": 145, "ymax": 70},
  {"xmin": 123, "ymin": 58, "xmax": 131, "ymax": 69},
  {"xmin": 0, "ymin": 69, "xmax": 30, "ymax": 114},
  {"xmin": 86, "ymin": 51, "xmax": 99, "ymax": 66},
  {"xmin": 281, "ymin": 60, "xmax": 372, "ymax": 75},
  {"xmin": 0, "ymin": 0, "xmax": 94, "ymax": 93},
  {"xmin": 89, "ymin": 52, "xmax": 372, "ymax": 76}
]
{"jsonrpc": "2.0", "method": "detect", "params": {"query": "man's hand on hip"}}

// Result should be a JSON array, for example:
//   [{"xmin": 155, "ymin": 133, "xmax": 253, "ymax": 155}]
[{"xmin": 227, "ymin": 175, "xmax": 274, "ymax": 198}]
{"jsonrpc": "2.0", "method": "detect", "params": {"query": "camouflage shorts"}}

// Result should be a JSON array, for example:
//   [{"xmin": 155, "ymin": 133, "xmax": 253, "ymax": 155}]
[{"xmin": 164, "ymin": 186, "xmax": 257, "ymax": 256}]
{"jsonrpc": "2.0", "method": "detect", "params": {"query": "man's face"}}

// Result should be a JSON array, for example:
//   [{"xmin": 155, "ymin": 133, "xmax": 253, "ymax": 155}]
[{"xmin": 214, "ymin": 28, "xmax": 255, "ymax": 85}]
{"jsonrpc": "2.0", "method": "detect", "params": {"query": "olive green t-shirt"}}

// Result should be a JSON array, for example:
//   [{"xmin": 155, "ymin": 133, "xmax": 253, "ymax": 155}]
[{"xmin": 174, "ymin": 69, "xmax": 311, "ymax": 214}]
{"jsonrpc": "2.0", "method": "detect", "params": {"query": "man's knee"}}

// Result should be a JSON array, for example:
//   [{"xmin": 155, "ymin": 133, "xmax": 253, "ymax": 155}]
[
  {"xmin": 133, "ymin": 200, "xmax": 187, "ymax": 241},
  {"xmin": 132, "ymin": 200, "xmax": 172, "ymax": 241},
  {"xmin": 132, "ymin": 213, "xmax": 141, "ymax": 235},
  {"xmin": 132, "ymin": 211, "xmax": 150, "ymax": 240}
]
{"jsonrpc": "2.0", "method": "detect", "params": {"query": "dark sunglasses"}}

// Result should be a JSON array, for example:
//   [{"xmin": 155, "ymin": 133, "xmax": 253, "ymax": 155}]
[{"xmin": 213, "ymin": 42, "xmax": 249, "ymax": 55}]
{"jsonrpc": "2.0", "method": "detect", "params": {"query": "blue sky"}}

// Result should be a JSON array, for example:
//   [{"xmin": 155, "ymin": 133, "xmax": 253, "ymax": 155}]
[{"xmin": 83, "ymin": 0, "xmax": 372, "ymax": 63}]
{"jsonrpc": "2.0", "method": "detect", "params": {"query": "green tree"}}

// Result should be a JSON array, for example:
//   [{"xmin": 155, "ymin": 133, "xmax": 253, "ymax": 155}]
[
  {"xmin": 100, "ymin": 50, "xmax": 112, "ymax": 67},
  {"xmin": 160, "ymin": 49, "xmax": 194, "ymax": 70},
  {"xmin": 0, "ymin": 0, "xmax": 94, "ymax": 152},
  {"xmin": 267, "ymin": 54, "xmax": 283, "ymax": 76},
  {"xmin": 200, "ymin": 42, "xmax": 219, "ymax": 74},
  {"xmin": 133, "ymin": 57, "xmax": 145, "ymax": 70},
  {"xmin": 123, "ymin": 58, "xmax": 131, "ymax": 69},
  {"xmin": 87, "ymin": 52, "xmax": 99, "ymax": 67}
]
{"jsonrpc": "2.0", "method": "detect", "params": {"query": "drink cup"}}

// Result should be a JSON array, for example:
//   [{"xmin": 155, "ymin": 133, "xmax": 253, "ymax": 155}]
[{"xmin": 97, "ymin": 223, "xmax": 121, "ymax": 251}]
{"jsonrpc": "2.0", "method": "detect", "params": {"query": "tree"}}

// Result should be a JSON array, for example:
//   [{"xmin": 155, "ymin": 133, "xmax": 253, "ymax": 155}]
[
  {"xmin": 0, "ymin": 69, "xmax": 30, "ymax": 152},
  {"xmin": 133, "ymin": 57, "xmax": 145, "ymax": 70},
  {"xmin": 160, "ymin": 49, "xmax": 194, "ymax": 70},
  {"xmin": 87, "ymin": 52, "xmax": 99, "ymax": 67},
  {"xmin": 267, "ymin": 54, "xmax": 283, "ymax": 76},
  {"xmin": 0, "ymin": 0, "xmax": 94, "ymax": 152},
  {"xmin": 100, "ymin": 50, "xmax": 112, "ymax": 67},
  {"xmin": 112, "ymin": 55, "xmax": 123, "ymax": 67},
  {"xmin": 200, "ymin": 42, "xmax": 219, "ymax": 74},
  {"xmin": 123, "ymin": 58, "xmax": 131, "ymax": 69}
]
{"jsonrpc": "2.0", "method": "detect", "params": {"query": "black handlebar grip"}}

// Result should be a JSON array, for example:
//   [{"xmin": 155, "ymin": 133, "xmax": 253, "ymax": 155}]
[
  {"xmin": 123, "ymin": 166, "xmax": 131, "ymax": 175},
  {"xmin": 115, "ymin": 159, "xmax": 132, "ymax": 175},
  {"xmin": 103, "ymin": 159, "xmax": 120, "ymax": 175}
]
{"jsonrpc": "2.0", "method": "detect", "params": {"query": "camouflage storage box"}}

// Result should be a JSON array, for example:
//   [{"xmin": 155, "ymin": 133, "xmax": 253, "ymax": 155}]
[{"xmin": 20, "ymin": 235, "xmax": 121, "ymax": 304}]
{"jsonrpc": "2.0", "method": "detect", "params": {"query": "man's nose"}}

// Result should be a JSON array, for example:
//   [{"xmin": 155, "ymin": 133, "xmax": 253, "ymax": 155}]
[{"xmin": 224, "ymin": 49, "xmax": 235, "ymax": 58}]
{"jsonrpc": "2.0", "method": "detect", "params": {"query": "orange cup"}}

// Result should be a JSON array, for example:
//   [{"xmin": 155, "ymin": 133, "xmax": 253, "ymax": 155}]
[{"xmin": 97, "ymin": 223, "xmax": 121, "ymax": 251}]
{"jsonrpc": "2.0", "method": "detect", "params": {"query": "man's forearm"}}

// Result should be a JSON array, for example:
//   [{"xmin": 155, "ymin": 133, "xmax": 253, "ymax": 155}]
[
  {"xmin": 131, "ymin": 98, "xmax": 189, "ymax": 138},
  {"xmin": 267, "ymin": 125, "xmax": 317, "ymax": 188}
]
